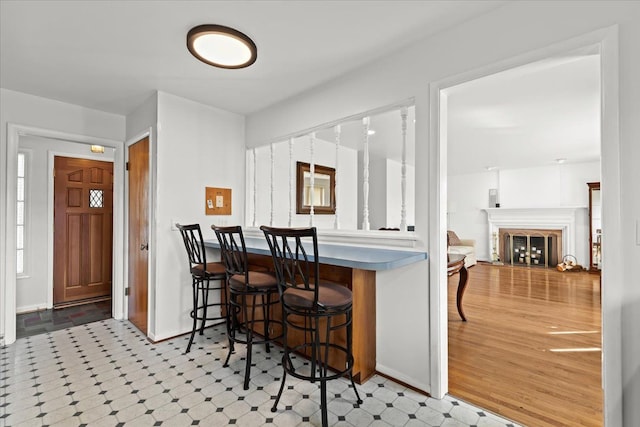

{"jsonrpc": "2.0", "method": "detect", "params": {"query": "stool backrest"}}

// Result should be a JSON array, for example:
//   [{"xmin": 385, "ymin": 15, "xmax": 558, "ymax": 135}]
[
  {"xmin": 176, "ymin": 223, "xmax": 207, "ymax": 270},
  {"xmin": 212, "ymin": 225, "xmax": 248, "ymax": 277},
  {"xmin": 260, "ymin": 226, "xmax": 320, "ymax": 304}
]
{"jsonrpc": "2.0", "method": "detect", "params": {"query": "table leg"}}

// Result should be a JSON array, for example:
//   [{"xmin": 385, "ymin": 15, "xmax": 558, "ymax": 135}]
[{"xmin": 456, "ymin": 265, "xmax": 469, "ymax": 321}]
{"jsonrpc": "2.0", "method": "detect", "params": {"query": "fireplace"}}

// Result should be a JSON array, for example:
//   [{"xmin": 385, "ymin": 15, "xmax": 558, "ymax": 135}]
[
  {"xmin": 484, "ymin": 207, "xmax": 586, "ymax": 267},
  {"xmin": 499, "ymin": 228, "xmax": 562, "ymax": 267}
]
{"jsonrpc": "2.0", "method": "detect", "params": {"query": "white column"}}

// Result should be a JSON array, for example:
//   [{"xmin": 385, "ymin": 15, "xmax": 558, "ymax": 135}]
[
  {"xmin": 362, "ymin": 117, "xmax": 370, "ymax": 231},
  {"xmin": 288, "ymin": 137, "xmax": 294, "ymax": 227},
  {"xmin": 252, "ymin": 148, "xmax": 257, "ymax": 227},
  {"xmin": 334, "ymin": 124, "xmax": 341, "ymax": 230},
  {"xmin": 400, "ymin": 107, "xmax": 408, "ymax": 231},
  {"xmin": 270, "ymin": 142, "xmax": 275, "ymax": 226},
  {"xmin": 309, "ymin": 132, "xmax": 315, "ymax": 227}
]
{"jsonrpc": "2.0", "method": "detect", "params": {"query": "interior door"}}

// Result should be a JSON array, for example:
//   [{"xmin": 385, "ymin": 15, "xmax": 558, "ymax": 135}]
[
  {"xmin": 53, "ymin": 156, "xmax": 113, "ymax": 305},
  {"xmin": 128, "ymin": 137, "xmax": 149, "ymax": 334}
]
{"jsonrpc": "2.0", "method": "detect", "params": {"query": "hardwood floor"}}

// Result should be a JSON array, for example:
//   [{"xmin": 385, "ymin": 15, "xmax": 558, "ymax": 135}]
[{"xmin": 448, "ymin": 263, "xmax": 602, "ymax": 427}]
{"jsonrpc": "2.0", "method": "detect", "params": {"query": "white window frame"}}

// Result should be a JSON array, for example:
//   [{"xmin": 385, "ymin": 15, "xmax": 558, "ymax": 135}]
[{"xmin": 17, "ymin": 150, "xmax": 31, "ymax": 278}]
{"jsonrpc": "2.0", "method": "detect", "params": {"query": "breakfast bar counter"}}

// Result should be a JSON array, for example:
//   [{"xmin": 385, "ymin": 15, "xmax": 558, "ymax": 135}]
[{"xmin": 205, "ymin": 236, "xmax": 427, "ymax": 384}]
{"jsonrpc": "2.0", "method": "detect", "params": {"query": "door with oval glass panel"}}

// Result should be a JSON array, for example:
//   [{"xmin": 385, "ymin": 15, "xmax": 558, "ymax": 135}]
[{"xmin": 53, "ymin": 156, "xmax": 113, "ymax": 306}]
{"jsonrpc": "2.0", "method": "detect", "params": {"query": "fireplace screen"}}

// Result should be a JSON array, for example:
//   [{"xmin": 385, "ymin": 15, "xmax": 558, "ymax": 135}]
[{"xmin": 499, "ymin": 229, "xmax": 562, "ymax": 268}]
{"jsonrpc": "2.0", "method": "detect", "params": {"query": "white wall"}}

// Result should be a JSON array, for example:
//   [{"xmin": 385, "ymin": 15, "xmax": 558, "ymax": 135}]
[
  {"xmin": 449, "ymin": 161, "xmax": 600, "ymax": 264},
  {"xmin": 248, "ymin": 136, "xmax": 358, "ymax": 230},
  {"xmin": 151, "ymin": 92, "xmax": 245, "ymax": 341},
  {"xmin": 375, "ymin": 260, "xmax": 430, "ymax": 391},
  {"xmin": 245, "ymin": 2, "xmax": 640, "ymax": 425},
  {"xmin": 16, "ymin": 136, "xmax": 115, "ymax": 313},
  {"xmin": 1, "ymin": 88, "xmax": 125, "ymax": 343},
  {"xmin": 500, "ymin": 162, "xmax": 600, "ymax": 208}
]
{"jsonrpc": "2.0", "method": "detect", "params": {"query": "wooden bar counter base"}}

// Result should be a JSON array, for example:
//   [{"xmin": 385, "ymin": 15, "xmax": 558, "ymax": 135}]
[{"xmin": 205, "ymin": 235, "xmax": 427, "ymax": 385}]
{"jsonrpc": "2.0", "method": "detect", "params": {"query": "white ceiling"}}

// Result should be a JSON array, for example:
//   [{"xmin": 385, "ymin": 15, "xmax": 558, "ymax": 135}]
[
  {"xmin": 1, "ymin": 1, "xmax": 600, "ymax": 175},
  {"xmin": 446, "ymin": 53, "xmax": 601, "ymax": 175},
  {"xmin": 0, "ymin": 0, "xmax": 506, "ymax": 116}
]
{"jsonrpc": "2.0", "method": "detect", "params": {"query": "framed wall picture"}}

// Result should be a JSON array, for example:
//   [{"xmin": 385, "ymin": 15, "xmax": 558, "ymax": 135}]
[{"xmin": 296, "ymin": 162, "xmax": 335, "ymax": 214}]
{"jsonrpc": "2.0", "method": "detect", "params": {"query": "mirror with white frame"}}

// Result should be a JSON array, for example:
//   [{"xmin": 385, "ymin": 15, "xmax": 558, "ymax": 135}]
[{"xmin": 246, "ymin": 102, "xmax": 415, "ymax": 232}]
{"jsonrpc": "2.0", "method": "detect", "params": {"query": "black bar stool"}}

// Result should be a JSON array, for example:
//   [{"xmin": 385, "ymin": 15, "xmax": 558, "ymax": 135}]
[
  {"xmin": 176, "ymin": 223, "xmax": 227, "ymax": 353},
  {"xmin": 212, "ymin": 225, "xmax": 282, "ymax": 390},
  {"xmin": 260, "ymin": 225, "xmax": 362, "ymax": 427}
]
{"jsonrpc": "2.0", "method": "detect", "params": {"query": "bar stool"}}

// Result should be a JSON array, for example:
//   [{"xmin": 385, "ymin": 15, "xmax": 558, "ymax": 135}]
[
  {"xmin": 176, "ymin": 223, "xmax": 227, "ymax": 353},
  {"xmin": 260, "ymin": 226, "xmax": 362, "ymax": 427},
  {"xmin": 212, "ymin": 225, "xmax": 282, "ymax": 390}
]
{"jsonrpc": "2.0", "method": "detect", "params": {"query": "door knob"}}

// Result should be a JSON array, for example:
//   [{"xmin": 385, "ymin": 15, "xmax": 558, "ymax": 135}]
[{"xmin": 140, "ymin": 243, "xmax": 148, "ymax": 250}]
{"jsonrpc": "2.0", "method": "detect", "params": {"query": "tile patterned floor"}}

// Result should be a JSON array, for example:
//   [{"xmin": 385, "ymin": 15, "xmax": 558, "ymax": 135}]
[
  {"xmin": 1, "ymin": 319, "xmax": 522, "ymax": 426},
  {"xmin": 16, "ymin": 300, "xmax": 112, "ymax": 339}
]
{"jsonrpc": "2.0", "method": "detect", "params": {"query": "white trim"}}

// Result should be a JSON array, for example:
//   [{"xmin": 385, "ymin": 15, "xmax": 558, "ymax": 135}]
[
  {"xmin": 376, "ymin": 363, "xmax": 429, "ymax": 393},
  {"xmin": 3, "ymin": 123, "xmax": 124, "ymax": 346},
  {"xmin": 16, "ymin": 303, "xmax": 48, "ymax": 314},
  {"xmin": 429, "ymin": 26, "xmax": 621, "ymax": 427},
  {"xmin": 484, "ymin": 207, "xmax": 586, "ymax": 262}
]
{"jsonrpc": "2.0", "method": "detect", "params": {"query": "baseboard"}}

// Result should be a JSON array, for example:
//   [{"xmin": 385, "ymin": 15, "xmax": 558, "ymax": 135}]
[
  {"xmin": 375, "ymin": 363, "xmax": 430, "ymax": 395},
  {"xmin": 16, "ymin": 303, "xmax": 49, "ymax": 314}
]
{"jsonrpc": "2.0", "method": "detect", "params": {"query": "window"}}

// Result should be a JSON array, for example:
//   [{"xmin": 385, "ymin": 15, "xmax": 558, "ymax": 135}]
[
  {"xmin": 89, "ymin": 189, "xmax": 104, "ymax": 208},
  {"xmin": 17, "ymin": 152, "xmax": 26, "ymax": 274}
]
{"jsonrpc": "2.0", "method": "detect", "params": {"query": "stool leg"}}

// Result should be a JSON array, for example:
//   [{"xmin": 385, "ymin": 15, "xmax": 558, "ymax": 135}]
[
  {"xmin": 223, "ymin": 293, "xmax": 236, "ymax": 368},
  {"xmin": 186, "ymin": 278, "xmax": 199, "ymax": 353},
  {"xmin": 243, "ymin": 294, "xmax": 256, "ymax": 390},
  {"xmin": 271, "ymin": 367, "xmax": 287, "ymax": 413},
  {"xmin": 199, "ymin": 279, "xmax": 210, "ymax": 335},
  {"xmin": 310, "ymin": 316, "xmax": 319, "ymax": 382},
  {"xmin": 271, "ymin": 311, "xmax": 289, "ymax": 412},
  {"xmin": 320, "ymin": 380, "xmax": 328, "ymax": 427},
  {"xmin": 263, "ymin": 294, "xmax": 271, "ymax": 353}
]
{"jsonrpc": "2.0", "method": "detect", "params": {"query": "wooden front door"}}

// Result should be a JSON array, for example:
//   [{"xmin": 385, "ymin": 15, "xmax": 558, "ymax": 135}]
[
  {"xmin": 53, "ymin": 156, "xmax": 113, "ymax": 305},
  {"xmin": 127, "ymin": 137, "xmax": 149, "ymax": 334}
]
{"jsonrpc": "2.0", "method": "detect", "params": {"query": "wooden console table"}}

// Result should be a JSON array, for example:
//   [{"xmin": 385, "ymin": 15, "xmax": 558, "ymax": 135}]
[
  {"xmin": 447, "ymin": 253, "xmax": 469, "ymax": 321},
  {"xmin": 205, "ymin": 236, "xmax": 427, "ymax": 384}
]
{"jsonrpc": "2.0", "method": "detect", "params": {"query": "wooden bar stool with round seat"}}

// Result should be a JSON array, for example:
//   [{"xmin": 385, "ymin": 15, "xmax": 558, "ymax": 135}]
[
  {"xmin": 212, "ymin": 225, "xmax": 282, "ymax": 390},
  {"xmin": 176, "ymin": 223, "xmax": 228, "ymax": 353},
  {"xmin": 260, "ymin": 225, "xmax": 362, "ymax": 427}
]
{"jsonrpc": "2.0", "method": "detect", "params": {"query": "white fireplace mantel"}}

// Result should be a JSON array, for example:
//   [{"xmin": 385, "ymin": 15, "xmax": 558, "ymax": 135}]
[{"xmin": 483, "ymin": 207, "xmax": 587, "ymax": 262}]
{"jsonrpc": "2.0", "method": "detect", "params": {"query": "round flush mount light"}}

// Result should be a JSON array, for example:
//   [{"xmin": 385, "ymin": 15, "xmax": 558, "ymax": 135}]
[{"xmin": 187, "ymin": 24, "xmax": 257, "ymax": 69}]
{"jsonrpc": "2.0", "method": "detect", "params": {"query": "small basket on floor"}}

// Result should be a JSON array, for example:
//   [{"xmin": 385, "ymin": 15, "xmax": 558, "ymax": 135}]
[{"xmin": 556, "ymin": 255, "xmax": 584, "ymax": 272}]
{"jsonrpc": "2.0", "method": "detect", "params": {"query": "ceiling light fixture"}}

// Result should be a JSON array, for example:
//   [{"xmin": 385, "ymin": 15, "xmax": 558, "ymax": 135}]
[
  {"xmin": 556, "ymin": 158, "xmax": 566, "ymax": 164},
  {"xmin": 367, "ymin": 130, "xmax": 376, "ymax": 136},
  {"xmin": 187, "ymin": 24, "xmax": 257, "ymax": 69}
]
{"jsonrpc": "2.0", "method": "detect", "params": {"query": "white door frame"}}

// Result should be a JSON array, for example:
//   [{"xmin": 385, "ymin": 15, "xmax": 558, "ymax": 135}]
[
  {"xmin": 428, "ymin": 26, "xmax": 622, "ymax": 426},
  {"xmin": 3, "ymin": 124, "xmax": 125, "ymax": 345}
]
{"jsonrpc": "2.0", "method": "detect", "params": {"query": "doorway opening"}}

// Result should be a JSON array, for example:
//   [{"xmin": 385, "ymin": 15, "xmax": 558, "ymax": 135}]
[
  {"xmin": 14, "ymin": 137, "xmax": 116, "ymax": 338},
  {"xmin": 442, "ymin": 52, "xmax": 603, "ymax": 426},
  {"xmin": 3, "ymin": 124, "xmax": 125, "ymax": 346}
]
